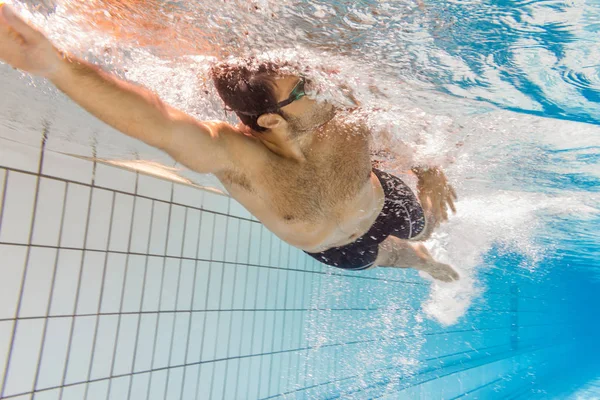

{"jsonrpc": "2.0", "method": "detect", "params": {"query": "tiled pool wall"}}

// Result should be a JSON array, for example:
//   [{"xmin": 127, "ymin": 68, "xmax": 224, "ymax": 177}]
[{"xmin": 0, "ymin": 126, "xmax": 585, "ymax": 400}]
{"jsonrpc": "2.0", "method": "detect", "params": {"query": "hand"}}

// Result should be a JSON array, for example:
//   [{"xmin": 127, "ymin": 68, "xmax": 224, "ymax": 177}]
[
  {"xmin": 0, "ymin": 4, "xmax": 62, "ymax": 78},
  {"xmin": 412, "ymin": 166, "xmax": 457, "ymax": 226}
]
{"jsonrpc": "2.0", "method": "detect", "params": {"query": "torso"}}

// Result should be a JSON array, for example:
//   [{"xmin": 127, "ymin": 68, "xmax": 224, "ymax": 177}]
[{"xmin": 216, "ymin": 115, "xmax": 385, "ymax": 252}]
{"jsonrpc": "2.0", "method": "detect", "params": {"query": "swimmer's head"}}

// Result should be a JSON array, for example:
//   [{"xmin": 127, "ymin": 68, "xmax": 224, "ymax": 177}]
[{"xmin": 211, "ymin": 59, "xmax": 334, "ymax": 137}]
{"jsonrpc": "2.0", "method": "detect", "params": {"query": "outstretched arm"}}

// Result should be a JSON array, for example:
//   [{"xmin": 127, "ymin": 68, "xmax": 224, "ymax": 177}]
[{"xmin": 0, "ymin": 4, "xmax": 240, "ymax": 174}]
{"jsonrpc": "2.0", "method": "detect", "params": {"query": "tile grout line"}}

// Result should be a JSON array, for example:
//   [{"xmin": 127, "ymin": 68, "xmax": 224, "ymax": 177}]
[
  {"xmin": 30, "ymin": 181, "xmax": 70, "ymax": 394},
  {"xmin": 180, "ymin": 196, "xmax": 205, "ymax": 399},
  {"xmin": 82, "ymin": 191, "xmax": 117, "ymax": 400},
  {"xmin": 147, "ymin": 183, "xmax": 175, "ymax": 400},
  {"xmin": 207, "ymin": 206, "xmax": 232, "ymax": 399},
  {"xmin": 193, "ymin": 204, "xmax": 219, "ymax": 400},
  {"xmin": 57, "ymin": 139, "xmax": 98, "ymax": 400},
  {"xmin": 0, "ymin": 169, "xmax": 9, "ymax": 231},
  {"xmin": 220, "ymin": 212, "xmax": 243, "ymax": 399},
  {"xmin": 126, "ymin": 182, "xmax": 156, "ymax": 400},
  {"xmin": 163, "ymin": 205, "xmax": 189, "ymax": 399},
  {"xmin": 0, "ymin": 125, "xmax": 48, "ymax": 398},
  {"xmin": 107, "ymin": 174, "xmax": 140, "ymax": 400}
]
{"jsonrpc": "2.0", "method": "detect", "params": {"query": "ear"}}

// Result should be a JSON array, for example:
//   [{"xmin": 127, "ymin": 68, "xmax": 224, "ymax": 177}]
[{"xmin": 257, "ymin": 113, "xmax": 286, "ymax": 130}]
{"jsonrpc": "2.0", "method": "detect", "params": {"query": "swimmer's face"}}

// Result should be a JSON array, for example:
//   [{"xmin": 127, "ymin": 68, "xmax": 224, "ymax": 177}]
[{"xmin": 260, "ymin": 75, "xmax": 335, "ymax": 136}]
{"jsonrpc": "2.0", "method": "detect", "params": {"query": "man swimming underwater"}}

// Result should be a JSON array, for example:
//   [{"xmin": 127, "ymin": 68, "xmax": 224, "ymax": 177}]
[{"xmin": 0, "ymin": 4, "xmax": 459, "ymax": 281}]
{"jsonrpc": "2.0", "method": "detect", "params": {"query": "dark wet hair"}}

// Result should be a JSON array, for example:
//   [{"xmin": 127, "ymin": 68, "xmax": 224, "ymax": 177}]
[{"xmin": 211, "ymin": 60, "xmax": 286, "ymax": 132}]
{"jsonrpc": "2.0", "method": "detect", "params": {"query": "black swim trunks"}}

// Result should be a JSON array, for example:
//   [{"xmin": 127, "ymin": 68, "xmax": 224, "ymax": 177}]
[{"xmin": 305, "ymin": 168, "xmax": 426, "ymax": 270}]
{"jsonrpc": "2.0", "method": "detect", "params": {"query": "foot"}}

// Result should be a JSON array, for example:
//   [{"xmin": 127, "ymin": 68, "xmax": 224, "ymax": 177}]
[
  {"xmin": 413, "ymin": 243, "xmax": 459, "ymax": 282},
  {"xmin": 423, "ymin": 261, "xmax": 460, "ymax": 282}
]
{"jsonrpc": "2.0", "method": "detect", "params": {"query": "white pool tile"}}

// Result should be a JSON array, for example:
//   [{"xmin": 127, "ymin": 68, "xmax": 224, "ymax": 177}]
[
  {"xmin": 48, "ymin": 250, "xmax": 82, "ymax": 317},
  {"xmin": 259, "ymin": 227, "xmax": 273, "ymax": 267},
  {"xmin": 61, "ymin": 383, "xmax": 86, "ymax": 400},
  {"xmin": 270, "ymin": 236, "xmax": 281, "ymax": 267},
  {"xmin": 166, "ymin": 205, "xmax": 186, "ymax": 257},
  {"xmin": 236, "ymin": 220, "xmax": 252, "ymax": 264},
  {"xmin": 223, "ymin": 358, "xmax": 240, "ymax": 400},
  {"xmin": 130, "ymin": 197, "xmax": 153, "ymax": 254},
  {"xmin": 210, "ymin": 360, "xmax": 226, "ymax": 400},
  {"xmin": 197, "ymin": 363, "xmax": 213, "ymax": 400},
  {"xmin": 107, "ymin": 375, "xmax": 130, "ymax": 400},
  {"xmin": 197, "ymin": 212, "xmax": 215, "ymax": 260},
  {"xmin": 129, "ymin": 372, "xmax": 150, "ymax": 400},
  {"xmin": 176, "ymin": 260, "xmax": 195, "ymax": 310},
  {"xmin": 228, "ymin": 311, "xmax": 243, "ymax": 357},
  {"xmin": 121, "ymin": 255, "xmax": 145, "ymax": 313},
  {"xmin": 244, "ymin": 267, "xmax": 258, "ymax": 309},
  {"xmin": 34, "ymin": 388, "xmax": 60, "ymax": 400},
  {"xmin": 75, "ymin": 252, "xmax": 106, "ymax": 315},
  {"xmin": 255, "ymin": 268, "xmax": 269, "ymax": 309},
  {"xmin": 202, "ymin": 191, "xmax": 229, "ymax": 214},
  {"xmin": 240, "ymin": 311, "xmax": 254, "ymax": 357},
  {"xmin": 133, "ymin": 313, "xmax": 158, "ymax": 373},
  {"xmin": 64, "ymin": 316, "xmax": 97, "ymax": 385},
  {"xmin": 262, "ymin": 312, "xmax": 275, "ymax": 353},
  {"xmin": 0, "ymin": 245, "xmax": 27, "ymax": 319},
  {"xmin": 181, "ymin": 365, "xmax": 199, "ymax": 400},
  {"xmin": 247, "ymin": 356, "xmax": 261, "ymax": 399},
  {"xmin": 228, "ymin": 199, "xmax": 252, "ymax": 219},
  {"xmin": 19, "ymin": 247, "xmax": 57, "ymax": 318},
  {"xmin": 224, "ymin": 218, "xmax": 239, "ymax": 263},
  {"xmin": 160, "ymin": 259, "xmax": 180, "ymax": 312},
  {"xmin": 86, "ymin": 380, "xmax": 109, "ymax": 400},
  {"xmin": 211, "ymin": 215, "xmax": 228, "ymax": 261},
  {"xmin": 59, "ymin": 183, "xmax": 91, "ymax": 249},
  {"xmin": 31, "ymin": 178, "xmax": 66, "ymax": 247},
  {"xmin": 206, "ymin": 263, "xmax": 223, "ymax": 310},
  {"xmin": 173, "ymin": 183, "xmax": 203, "ymax": 208},
  {"xmin": 112, "ymin": 314, "xmax": 139, "ymax": 377},
  {"xmin": 0, "ymin": 168, "xmax": 6, "ymax": 213},
  {"xmin": 220, "ymin": 264, "xmax": 235, "ymax": 310},
  {"xmin": 200, "ymin": 312, "xmax": 218, "ymax": 362},
  {"xmin": 86, "ymin": 188, "xmax": 114, "ymax": 251},
  {"xmin": 251, "ymin": 312, "xmax": 265, "ymax": 355},
  {"xmin": 192, "ymin": 261, "xmax": 210, "ymax": 311},
  {"xmin": 236, "ymin": 358, "xmax": 250, "ymax": 398},
  {"xmin": 142, "ymin": 257, "xmax": 163, "ymax": 312},
  {"xmin": 182, "ymin": 209, "xmax": 201, "ymax": 259},
  {"xmin": 108, "ymin": 193, "xmax": 135, "ymax": 252},
  {"xmin": 0, "ymin": 321, "xmax": 15, "ymax": 392},
  {"xmin": 100, "ymin": 253, "xmax": 127, "ymax": 314},
  {"xmin": 0, "ymin": 137, "xmax": 40, "ymax": 173},
  {"xmin": 137, "ymin": 174, "xmax": 172, "ymax": 202},
  {"xmin": 152, "ymin": 313, "xmax": 175, "ymax": 369},
  {"xmin": 232, "ymin": 266, "xmax": 248, "ymax": 310},
  {"xmin": 186, "ymin": 313, "xmax": 205, "ymax": 365},
  {"xmin": 0, "ymin": 172, "xmax": 37, "ymax": 244},
  {"xmin": 148, "ymin": 369, "xmax": 168, "ymax": 400},
  {"xmin": 2, "ymin": 319, "xmax": 44, "ymax": 397},
  {"xmin": 214, "ymin": 312, "xmax": 232, "ymax": 360},
  {"xmin": 170, "ymin": 313, "xmax": 190, "ymax": 367},
  {"xmin": 94, "ymin": 163, "xmax": 137, "ymax": 194},
  {"xmin": 42, "ymin": 151, "xmax": 93, "ymax": 185},
  {"xmin": 149, "ymin": 201, "xmax": 169, "ymax": 255},
  {"xmin": 248, "ymin": 223, "xmax": 262, "ymax": 265},
  {"xmin": 90, "ymin": 315, "xmax": 119, "ymax": 381},
  {"xmin": 165, "ymin": 367, "xmax": 184, "ymax": 400}
]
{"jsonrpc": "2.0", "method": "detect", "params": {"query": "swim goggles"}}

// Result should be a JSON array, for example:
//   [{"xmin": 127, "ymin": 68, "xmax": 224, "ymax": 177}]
[{"xmin": 226, "ymin": 77, "xmax": 307, "ymax": 116}]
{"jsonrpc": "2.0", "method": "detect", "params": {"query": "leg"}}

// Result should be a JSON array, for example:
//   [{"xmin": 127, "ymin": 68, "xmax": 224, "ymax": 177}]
[{"xmin": 374, "ymin": 236, "xmax": 459, "ymax": 282}]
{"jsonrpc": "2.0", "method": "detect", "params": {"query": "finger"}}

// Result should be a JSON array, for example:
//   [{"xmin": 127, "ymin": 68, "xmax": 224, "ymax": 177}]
[
  {"xmin": 441, "ymin": 203, "xmax": 448, "ymax": 222},
  {"xmin": 0, "ymin": 4, "xmax": 41, "ymax": 42},
  {"xmin": 447, "ymin": 194, "xmax": 456, "ymax": 213},
  {"xmin": 449, "ymin": 185, "xmax": 457, "ymax": 200}
]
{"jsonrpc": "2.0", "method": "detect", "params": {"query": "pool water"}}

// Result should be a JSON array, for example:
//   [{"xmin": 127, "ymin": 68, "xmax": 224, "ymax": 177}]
[{"xmin": 0, "ymin": 0, "xmax": 599, "ymax": 398}]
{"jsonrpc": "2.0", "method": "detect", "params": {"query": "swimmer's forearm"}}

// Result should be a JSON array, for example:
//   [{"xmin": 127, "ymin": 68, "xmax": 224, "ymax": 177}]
[{"xmin": 49, "ymin": 52, "xmax": 182, "ymax": 150}]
